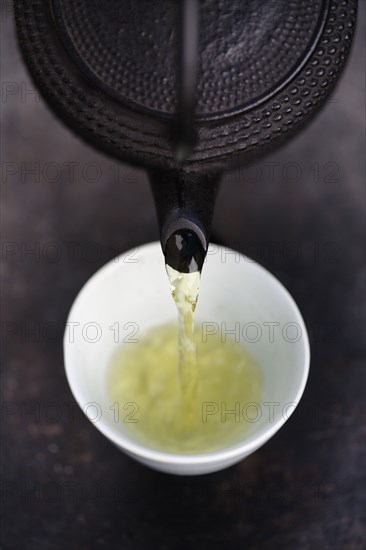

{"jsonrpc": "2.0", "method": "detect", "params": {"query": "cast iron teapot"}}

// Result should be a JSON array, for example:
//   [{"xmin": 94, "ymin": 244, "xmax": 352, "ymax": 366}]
[{"xmin": 14, "ymin": 0, "xmax": 357, "ymax": 270}]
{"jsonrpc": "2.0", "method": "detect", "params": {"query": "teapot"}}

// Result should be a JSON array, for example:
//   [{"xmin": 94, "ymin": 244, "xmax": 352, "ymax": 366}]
[{"xmin": 14, "ymin": 0, "xmax": 357, "ymax": 270}]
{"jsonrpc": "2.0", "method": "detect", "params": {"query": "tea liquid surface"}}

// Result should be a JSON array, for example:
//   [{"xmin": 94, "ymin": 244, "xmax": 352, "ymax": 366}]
[{"xmin": 107, "ymin": 320, "xmax": 262, "ymax": 454}]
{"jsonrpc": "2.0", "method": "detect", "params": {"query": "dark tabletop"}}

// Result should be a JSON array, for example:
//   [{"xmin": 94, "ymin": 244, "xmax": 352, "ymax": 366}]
[{"xmin": 1, "ymin": 4, "xmax": 365, "ymax": 550}]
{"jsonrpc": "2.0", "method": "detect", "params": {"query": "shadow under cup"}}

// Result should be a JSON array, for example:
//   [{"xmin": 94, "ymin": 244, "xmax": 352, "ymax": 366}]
[{"xmin": 64, "ymin": 242, "xmax": 310, "ymax": 475}]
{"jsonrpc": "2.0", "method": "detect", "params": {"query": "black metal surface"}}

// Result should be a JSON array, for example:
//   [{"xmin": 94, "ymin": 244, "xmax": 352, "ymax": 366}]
[
  {"xmin": 50, "ymin": 0, "xmax": 327, "ymax": 120},
  {"xmin": 164, "ymin": 230, "xmax": 206, "ymax": 273},
  {"xmin": 174, "ymin": 0, "xmax": 200, "ymax": 158},
  {"xmin": 14, "ymin": 0, "xmax": 357, "ymax": 172},
  {"xmin": 149, "ymin": 168, "xmax": 220, "ymax": 260}
]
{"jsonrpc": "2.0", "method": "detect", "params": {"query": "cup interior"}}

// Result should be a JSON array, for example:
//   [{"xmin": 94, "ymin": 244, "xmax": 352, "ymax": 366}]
[{"xmin": 64, "ymin": 242, "xmax": 310, "ymax": 462}]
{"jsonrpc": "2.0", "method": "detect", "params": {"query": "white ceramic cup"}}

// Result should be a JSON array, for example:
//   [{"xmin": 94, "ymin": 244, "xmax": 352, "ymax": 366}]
[{"xmin": 64, "ymin": 242, "xmax": 310, "ymax": 475}]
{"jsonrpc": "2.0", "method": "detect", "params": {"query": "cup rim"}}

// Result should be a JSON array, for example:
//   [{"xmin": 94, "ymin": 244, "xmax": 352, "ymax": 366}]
[{"xmin": 64, "ymin": 241, "xmax": 310, "ymax": 466}]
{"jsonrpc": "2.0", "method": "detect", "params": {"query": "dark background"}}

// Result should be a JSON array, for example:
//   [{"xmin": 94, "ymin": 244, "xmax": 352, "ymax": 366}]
[{"xmin": 1, "ymin": 2, "xmax": 365, "ymax": 549}]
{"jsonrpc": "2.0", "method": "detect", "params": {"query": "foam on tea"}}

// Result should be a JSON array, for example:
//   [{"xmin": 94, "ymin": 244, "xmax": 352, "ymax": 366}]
[{"xmin": 107, "ymin": 322, "xmax": 262, "ymax": 454}]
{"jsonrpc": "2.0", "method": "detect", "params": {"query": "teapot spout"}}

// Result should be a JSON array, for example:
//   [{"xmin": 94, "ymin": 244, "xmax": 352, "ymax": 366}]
[{"xmin": 149, "ymin": 168, "xmax": 221, "ymax": 272}]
